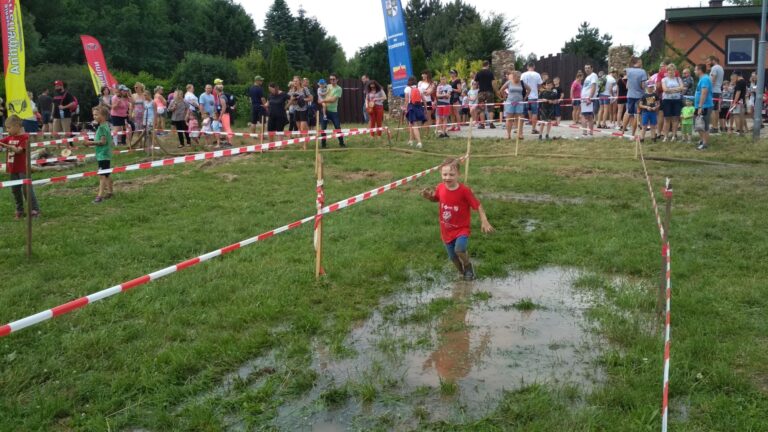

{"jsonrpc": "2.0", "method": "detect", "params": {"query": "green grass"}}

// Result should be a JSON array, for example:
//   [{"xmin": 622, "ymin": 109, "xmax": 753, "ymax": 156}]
[{"xmin": 1, "ymin": 123, "xmax": 767, "ymax": 430}]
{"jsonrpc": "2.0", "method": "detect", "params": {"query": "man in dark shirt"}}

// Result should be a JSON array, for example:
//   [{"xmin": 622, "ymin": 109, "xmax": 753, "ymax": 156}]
[
  {"xmin": 248, "ymin": 76, "xmax": 267, "ymax": 133},
  {"xmin": 37, "ymin": 89, "xmax": 53, "ymax": 133},
  {"xmin": 731, "ymin": 71, "xmax": 748, "ymax": 133},
  {"xmin": 52, "ymin": 80, "xmax": 76, "ymax": 135},
  {"xmin": 474, "ymin": 61, "xmax": 495, "ymax": 128}
]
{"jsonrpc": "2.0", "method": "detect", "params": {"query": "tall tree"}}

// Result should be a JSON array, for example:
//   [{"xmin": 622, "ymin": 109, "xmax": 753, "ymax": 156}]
[
  {"xmin": 349, "ymin": 41, "xmax": 390, "ymax": 86},
  {"xmin": 263, "ymin": 0, "xmax": 307, "ymax": 70},
  {"xmin": 268, "ymin": 43, "xmax": 293, "ymax": 88},
  {"xmin": 405, "ymin": 0, "xmax": 442, "ymax": 56},
  {"xmin": 562, "ymin": 22, "xmax": 613, "ymax": 67}
]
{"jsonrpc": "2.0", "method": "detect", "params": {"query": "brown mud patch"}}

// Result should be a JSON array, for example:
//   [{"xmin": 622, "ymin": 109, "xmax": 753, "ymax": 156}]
[
  {"xmin": 116, "ymin": 174, "xmax": 175, "ymax": 192},
  {"xmin": 333, "ymin": 170, "xmax": 393, "ymax": 182}
]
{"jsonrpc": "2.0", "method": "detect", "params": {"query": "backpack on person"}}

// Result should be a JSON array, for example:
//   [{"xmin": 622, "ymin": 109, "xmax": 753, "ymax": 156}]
[{"xmin": 410, "ymin": 85, "xmax": 423, "ymax": 104}]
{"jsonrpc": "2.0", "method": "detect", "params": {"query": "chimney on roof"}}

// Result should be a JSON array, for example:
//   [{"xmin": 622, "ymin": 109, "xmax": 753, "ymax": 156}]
[{"xmin": 709, "ymin": 0, "xmax": 723, "ymax": 6}]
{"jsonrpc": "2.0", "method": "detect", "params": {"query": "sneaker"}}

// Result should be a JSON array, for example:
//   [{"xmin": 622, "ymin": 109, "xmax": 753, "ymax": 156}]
[
  {"xmin": 93, "ymin": 196, "xmax": 104, "ymax": 204},
  {"xmin": 696, "ymin": 142, "xmax": 708, "ymax": 151},
  {"xmin": 538, "ymin": 134, "xmax": 543, "ymax": 140},
  {"xmin": 489, "ymin": 123, "xmax": 496, "ymax": 129},
  {"xmin": 408, "ymin": 141, "xmax": 414, "ymax": 147},
  {"xmin": 531, "ymin": 129, "xmax": 540, "ymax": 134},
  {"xmin": 31, "ymin": 210, "xmax": 40, "ymax": 218},
  {"xmin": 416, "ymin": 142, "xmax": 422, "ymax": 149},
  {"xmin": 545, "ymin": 135, "xmax": 550, "ymax": 140},
  {"xmin": 662, "ymin": 136, "xmax": 668, "ymax": 142},
  {"xmin": 477, "ymin": 124, "xmax": 485, "ymax": 129},
  {"xmin": 463, "ymin": 263, "xmax": 475, "ymax": 281}
]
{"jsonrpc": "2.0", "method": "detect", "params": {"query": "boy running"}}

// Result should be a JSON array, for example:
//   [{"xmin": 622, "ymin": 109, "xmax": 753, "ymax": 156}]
[{"xmin": 421, "ymin": 159, "xmax": 494, "ymax": 281}]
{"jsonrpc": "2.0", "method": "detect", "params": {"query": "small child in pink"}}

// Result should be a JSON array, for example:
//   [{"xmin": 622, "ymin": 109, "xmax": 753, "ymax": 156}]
[{"xmin": 187, "ymin": 111, "xmax": 200, "ymax": 145}]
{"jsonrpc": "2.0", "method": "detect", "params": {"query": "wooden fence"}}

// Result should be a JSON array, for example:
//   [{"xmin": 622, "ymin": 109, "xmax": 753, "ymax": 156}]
[{"xmin": 533, "ymin": 53, "xmax": 597, "ymax": 120}]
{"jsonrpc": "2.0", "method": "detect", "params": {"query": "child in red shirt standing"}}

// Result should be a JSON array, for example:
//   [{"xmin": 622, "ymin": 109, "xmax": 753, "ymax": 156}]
[
  {"xmin": 422, "ymin": 159, "xmax": 493, "ymax": 280},
  {"xmin": 0, "ymin": 115, "xmax": 40, "ymax": 219}
]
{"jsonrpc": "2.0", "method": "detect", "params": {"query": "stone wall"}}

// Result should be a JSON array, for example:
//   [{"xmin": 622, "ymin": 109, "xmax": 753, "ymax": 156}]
[
  {"xmin": 492, "ymin": 50, "xmax": 516, "ymax": 77},
  {"xmin": 388, "ymin": 85, "xmax": 405, "ymax": 120},
  {"xmin": 608, "ymin": 45, "xmax": 634, "ymax": 72}
]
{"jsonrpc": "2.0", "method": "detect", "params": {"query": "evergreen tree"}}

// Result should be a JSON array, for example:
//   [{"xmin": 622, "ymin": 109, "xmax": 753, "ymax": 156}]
[
  {"xmin": 234, "ymin": 46, "xmax": 268, "ymax": 84},
  {"xmin": 268, "ymin": 44, "xmax": 293, "ymax": 89},
  {"xmin": 264, "ymin": 0, "xmax": 307, "ymax": 70},
  {"xmin": 562, "ymin": 22, "xmax": 613, "ymax": 68}
]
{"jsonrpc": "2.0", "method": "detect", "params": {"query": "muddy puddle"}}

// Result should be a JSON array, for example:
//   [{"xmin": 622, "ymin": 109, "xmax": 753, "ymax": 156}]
[{"xmin": 273, "ymin": 267, "xmax": 604, "ymax": 431}]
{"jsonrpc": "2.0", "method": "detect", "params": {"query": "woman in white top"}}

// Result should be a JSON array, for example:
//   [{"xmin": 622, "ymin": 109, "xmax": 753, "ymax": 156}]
[
  {"xmin": 660, "ymin": 63, "xmax": 684, "ymax": 141},
  {"xmin": 747, "ymin": 71, "xmax": 758, "ymax": 116},
  {"xmin": 418, "ymin": 70, "xmax": 435, "ymax": 127}
]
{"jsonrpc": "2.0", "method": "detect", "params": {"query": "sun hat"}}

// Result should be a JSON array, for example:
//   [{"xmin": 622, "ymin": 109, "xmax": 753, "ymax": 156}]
[{"xmin": 213, "ymin": 78, "xmax": 223, "ymax": 85}]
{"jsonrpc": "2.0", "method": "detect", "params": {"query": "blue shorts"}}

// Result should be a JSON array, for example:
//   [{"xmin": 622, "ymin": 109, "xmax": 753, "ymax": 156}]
[
  {"xmin": 572, "ymin": 99, "xmax": 581, "ymax": 107},
  {"xmin": 527, "ymin": 101, "xmax": 539, "ymax": 115},
  {"xmin": 642, "ymin": 111, "xmax": 658, "ymax": 126},
  {"xmin": 504, "ymin": 101, "xmax": 524, "ymax": 115},
  {"xmin": 445, "ymin": 236, "xmax": 469, "ymax": 260},
  {"xmin": 627, "ymin": 98, "xmax": 640, "ymax": 115},
  {"xmin": 599, "ymin": 96, "xmax": 612, "ymax": 105}
]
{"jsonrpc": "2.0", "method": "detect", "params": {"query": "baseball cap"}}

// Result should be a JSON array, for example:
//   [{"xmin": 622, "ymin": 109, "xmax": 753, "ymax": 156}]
[
  {"xmin": 449, "ymin": 69, "xmax": 458, "ymax": 75},
  {"xmin": 118, "ymin": 84, "xmax": 130, "ymax": 91},
  {"xmin": 254, "ymin": 75, "xmax": 264, "ymax": 81},
  {"xmin": 213, "ymin": 78, "xmax": 223, "ymax": 85},
  {"xmin": 318, "ymin": 79, "xmax": 326, "ymax": 85},
  {"xmin": 54, "ymin": 80, "xmax": 64, "ymax": 86}
]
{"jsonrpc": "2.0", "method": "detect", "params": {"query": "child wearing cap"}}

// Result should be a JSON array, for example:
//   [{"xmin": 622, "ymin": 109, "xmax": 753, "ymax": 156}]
[
  {"xmin": 317, "ymin": 79, "xmax": 328, "ymax": 120},
  {"xmin": 639, "ymin": 82, "xmax": 659, "ymax": 142},
  {"xmin": 0, "ymin": 115, "xmax": 40, "ymax": 219}
]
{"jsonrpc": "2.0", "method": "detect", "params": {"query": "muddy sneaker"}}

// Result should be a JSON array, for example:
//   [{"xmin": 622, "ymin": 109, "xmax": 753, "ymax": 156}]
[{"xmin": 463, "ymin": 263, "xmax": 475, "ymax": 281}]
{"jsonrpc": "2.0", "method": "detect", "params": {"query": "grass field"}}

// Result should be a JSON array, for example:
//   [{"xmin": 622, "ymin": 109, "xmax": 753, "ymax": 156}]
[{"xmin": 1, "ymin": 123, "xmax": 767, "ymax": 431}]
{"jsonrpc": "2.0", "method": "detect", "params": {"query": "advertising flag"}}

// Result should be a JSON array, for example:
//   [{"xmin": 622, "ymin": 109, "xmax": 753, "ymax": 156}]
[
  {"xmin": 1, "ymin": 0, "xmax": 33, "ymax": 120},
  {"xmin": 81, "ymin": 35, "xmax": 117, "ymax": 96},
  {"xmin": 380, "ymin": 0, "xmax": 413, "ymax": 97}
]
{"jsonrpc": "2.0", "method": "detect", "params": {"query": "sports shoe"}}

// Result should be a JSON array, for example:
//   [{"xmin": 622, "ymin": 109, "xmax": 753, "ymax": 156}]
[
  {"xmin": 478, "ymin": 124, "xmax": 485, "ymax": 129},
  {"xmin": 408, "ymin": 141, "xmax": 414, "ymax": 147},
  {"xmin": 463, "ymin": 263, "xmax": 475, "ymax": 281},
  {"xmin": 31, "ymin": 210, "xmax": 40, "ymax": 218},
  {"xmin": 93, "ymin": 196, "xmax": 104, "ymax": 204},
  {"xmin": 696, "ymin": 142, "xmax": 708, "ymax": 151},
  {"xmin": 538, "ymin": 134, "xmax": 543, "ymax": 140},
  {"xmin": 531, "ymin": 129, "xmax": 540, "ymax": 134},
  {"xmin": 416, "ymin": 142, "xmax": 422, "ymax": 149},
  {"xmin": 489, "ymin": 123, "xmax": 496, "ymax": 129}
]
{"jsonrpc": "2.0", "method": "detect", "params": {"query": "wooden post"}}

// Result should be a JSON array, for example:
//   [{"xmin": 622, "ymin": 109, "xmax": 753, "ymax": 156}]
[
  {"xmin": 260, "ymin": 115, "xmax": 265, "ymax": 146},
  {"xmin": 395, "ymin": 110, "xmax": 404, "ymax": 143},
  {"xmin": 314, "ymin": 110, "xmax": 321, "ymax": 175},
  {"xmin": 635, "ymin": 135, "xmax": 639, "ymax": 160},
  {"xmin": 515, "ymin": 117, "xmax": 523, "ymax": 156},
  {"xmin": 25, "ymin": 133, "xmax": 33, "ymax": 259},
  {"xmin": 464, "ymin": 119, "xmax": 473, "ymax": 183},
  {"xmin": 657, "ymin": 179, "xmax": 672, "ymax": 315},
  {"xmin": 315, "ymin": 154, "xmax": 324, "ymax": 279}
]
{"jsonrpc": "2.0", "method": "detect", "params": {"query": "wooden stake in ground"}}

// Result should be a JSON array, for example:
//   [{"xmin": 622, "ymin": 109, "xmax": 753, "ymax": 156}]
[
  {"xmin": 634, "ymin": 135, "xmax": 640, "ymax": 160},
  {"xmin": 314, "ymin": 110, "xmax": 321, "ymax": 174},
  {"xmin": 25, "ymin": 133, "xmax": 33, "ymax": 259},
  {"xmin": 658, "ymin": 179, "xmax": 673, "ymax": 315},
  {"xmin": 394, "ymin": 111, "xmax": 404, "ymax": 143},
  {"xmin": 260, "ymin": 115, "xmax": 265, "ymax": 146},
  {"xmin": 515, "ymin": 117, "xmax": 523, "ymax": 157},
  {"xmin": 314, "ymin": 154, "xmax": 325, "ymax": 279},
  {"xmin": 464, "ymin": 119, "xmax": 473, "ymax": 184}
]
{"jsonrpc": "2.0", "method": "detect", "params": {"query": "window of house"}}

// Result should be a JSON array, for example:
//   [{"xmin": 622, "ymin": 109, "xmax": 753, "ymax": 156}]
[{"xmin": 727, "ymin": 37, "xmax": 756, "ymax": 65}]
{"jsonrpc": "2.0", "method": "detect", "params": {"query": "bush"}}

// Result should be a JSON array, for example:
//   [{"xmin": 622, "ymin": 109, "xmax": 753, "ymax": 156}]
[
  {"xmin": 172, "ymin": 52, "xmax": 239, "ymax": 92},
  {"xmin": 21, "ymin": 63, "xmax": 98, "ymax": 122}
]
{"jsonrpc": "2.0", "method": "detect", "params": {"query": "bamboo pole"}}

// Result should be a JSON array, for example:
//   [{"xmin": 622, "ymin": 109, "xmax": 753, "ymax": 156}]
[
  {"xmin": 260, "ymin": 115, "xmax": 265, "ymax": 146},
  {"xmin": 315, "ymin": 154, "xmax": 324, "ymax": 279},
  {"xmin": 25, "ymin": 133, "xmax": 32, "ymax": 259},
  {"xmin": 514, "ymin": 117, "xmax": 522, "ymax": 156},
  {"xmin": 463, "ymin": 118, "xmax": 473, "ymax": 183}
]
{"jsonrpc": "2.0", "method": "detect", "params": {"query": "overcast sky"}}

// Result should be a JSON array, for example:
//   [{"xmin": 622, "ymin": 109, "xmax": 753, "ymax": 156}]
[{"xmin": 241, "ymin": 0, "xmax": 707, "ymax": 59}]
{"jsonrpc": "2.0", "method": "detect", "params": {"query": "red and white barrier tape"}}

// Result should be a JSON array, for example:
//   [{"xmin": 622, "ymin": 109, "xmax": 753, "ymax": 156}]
[
  {"xmin": 154, "ymin": 126, "xmax": 388, "ymax": 139},
  {"xmin": 0, "ymin": 147, "xmax": 160, "ymax": 172},
  {"xmin": 639, "ymin": 140, "xmax": 673, "ymax": 432},
  {"xmin": 27, "ymin": 136, "xmax": 87, "ymax": 149},
  {"xmin": 0, "ymin": 129, "xmax": 376, "ymax": 189},
  {"xmin": 0, "ymin": 157, "xmax": 454, "ymax": 337}
]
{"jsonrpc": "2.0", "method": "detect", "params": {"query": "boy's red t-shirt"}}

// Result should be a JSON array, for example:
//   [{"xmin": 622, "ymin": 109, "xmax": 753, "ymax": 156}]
[
  {"xmin": 1, "ymin": 134, "xmax": 29, "ymax": 174},
  {"xmin": 434, "ymin": 183, "xmax": 480, "ymax": 243}
]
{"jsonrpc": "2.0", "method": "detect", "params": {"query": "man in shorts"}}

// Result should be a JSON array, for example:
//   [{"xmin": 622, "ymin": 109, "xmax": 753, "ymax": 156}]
[
  {"xmin": 694, "ymin": 63, "xmax": 714, "ymax": 150},
  {"xmin": 621, "ymin": 57, "xmax": 648, "ymax": 136},
  {"xmin": 521, "ymin": 62, "xmax": 543, "ymax": 134},
  {"xmin": 474, "ymin": 61, "xmax": 495, "ymax": 128},
  {"xmin": 707, "ymin": 56, "xmax": 724, "ymax": 132},
  {"xmin": 580, "ymin": 64, "xmax": 599, "ymax": 135}
]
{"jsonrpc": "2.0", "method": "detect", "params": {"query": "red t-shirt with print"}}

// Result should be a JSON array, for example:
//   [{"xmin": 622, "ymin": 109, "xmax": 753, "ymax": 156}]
[
  {"xmin": 1, "ymin": 134, "xmax": 29, "ymax": 174},
  {"xmin": 434, "ymin": 183, "xmax": 480, "ymax": 243}
]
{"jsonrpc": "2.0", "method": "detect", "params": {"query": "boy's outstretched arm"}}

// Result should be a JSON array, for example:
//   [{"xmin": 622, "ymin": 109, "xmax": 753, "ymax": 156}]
[
  {"xmin": 477, "ymin": 204, "xmax": 495, "ymax": 233},
  {"xmin": 421, "ymin": 187, "xmax": 438, "ymax": 202}
]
